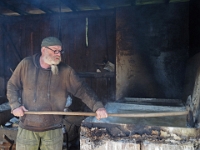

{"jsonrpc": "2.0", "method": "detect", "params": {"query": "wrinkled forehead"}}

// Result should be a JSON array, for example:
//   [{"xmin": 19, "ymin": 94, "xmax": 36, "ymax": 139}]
[{"xmin": 48, "ymin": 45, "xmax": 62, "ymax": 50}]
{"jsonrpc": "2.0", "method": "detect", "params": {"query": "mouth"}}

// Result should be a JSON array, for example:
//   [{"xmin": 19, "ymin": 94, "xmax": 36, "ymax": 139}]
[{"xmin": 55, "ymin": 57, "xmax": 61, "ymax": 60}]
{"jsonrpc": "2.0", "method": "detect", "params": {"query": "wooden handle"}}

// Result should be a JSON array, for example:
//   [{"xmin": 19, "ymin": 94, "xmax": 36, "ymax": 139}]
[
  {"xmin": 24, "ymin": 110, "xmax": 189, "ymax": 118},
  {"xmin": 25, "ymin": 111, "xmax": 96, "ymax": 116}
]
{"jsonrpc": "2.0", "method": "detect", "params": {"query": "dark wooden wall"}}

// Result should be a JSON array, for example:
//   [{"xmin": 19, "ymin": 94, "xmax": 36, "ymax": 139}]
[
  {"xmin": 0, "ymin": 10, "xmax": 116, "ymax": 104},
  {"xmin": 189, "ymin": 0, "xmax": 200, "ymax": 57},
  {"xmin": 116, "ymin": 2, "xmax": 189, "ymax": 100}
]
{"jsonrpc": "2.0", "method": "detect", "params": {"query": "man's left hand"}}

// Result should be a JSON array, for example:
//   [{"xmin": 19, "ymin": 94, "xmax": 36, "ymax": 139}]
[{"xmin": 95, "ymin": 108, "xmax": 108, "ymax": 120}]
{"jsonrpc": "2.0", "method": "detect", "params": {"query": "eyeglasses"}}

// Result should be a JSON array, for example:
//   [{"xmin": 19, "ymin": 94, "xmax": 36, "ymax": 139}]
[{"xmin": 45, "ymin": 47, "xmax": 64, "ymax": 54}]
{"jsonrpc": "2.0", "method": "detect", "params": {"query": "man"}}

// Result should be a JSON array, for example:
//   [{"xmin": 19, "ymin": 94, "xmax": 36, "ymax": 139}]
[{"xmin": 7, "ymin": 36, "xmax": 108, "ymax": 150}]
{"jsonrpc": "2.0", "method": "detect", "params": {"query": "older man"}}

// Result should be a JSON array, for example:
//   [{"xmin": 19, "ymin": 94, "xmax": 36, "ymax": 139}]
[{"xmin": 7, "ymin": 36, "xmax": 108, "ymax": 150}]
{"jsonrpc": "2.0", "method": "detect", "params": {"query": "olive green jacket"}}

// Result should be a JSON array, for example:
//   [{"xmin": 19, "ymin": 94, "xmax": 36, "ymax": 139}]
[{"xmin": 7, "ymin": 53, "xmax": 104, "ymax": 131}]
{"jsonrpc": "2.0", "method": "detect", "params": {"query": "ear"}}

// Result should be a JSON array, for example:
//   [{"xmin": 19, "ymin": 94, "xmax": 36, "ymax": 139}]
[{"xmin": 41, "ymin": 47, "xmax": 45, "ymax": 54}]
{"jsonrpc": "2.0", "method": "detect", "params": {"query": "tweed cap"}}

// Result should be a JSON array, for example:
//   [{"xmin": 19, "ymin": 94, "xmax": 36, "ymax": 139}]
[{"xmin": 41, "ymin": 37, "xmax": 62, "ymax": 47}]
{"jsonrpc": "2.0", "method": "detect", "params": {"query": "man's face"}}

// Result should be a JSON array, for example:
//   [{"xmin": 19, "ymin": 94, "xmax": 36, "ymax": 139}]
[{"xmin": 43, "ymin": 45, "xmax": 62, "ymax": 65}]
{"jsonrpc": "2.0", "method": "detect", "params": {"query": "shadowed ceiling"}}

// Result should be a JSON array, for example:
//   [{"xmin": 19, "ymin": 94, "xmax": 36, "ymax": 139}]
[{"xmin": 0, "ymin": 0, "xmax": 189, "ymax": 16}]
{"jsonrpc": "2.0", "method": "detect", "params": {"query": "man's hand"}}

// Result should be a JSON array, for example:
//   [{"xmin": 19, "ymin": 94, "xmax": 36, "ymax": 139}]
[
  {"xmin": 95, "ymin": 108, "xmax": 108, "ymax": 120},
  {"xmin": 12, "ymin": 106, "xmax": 28, "ymax": 117}
]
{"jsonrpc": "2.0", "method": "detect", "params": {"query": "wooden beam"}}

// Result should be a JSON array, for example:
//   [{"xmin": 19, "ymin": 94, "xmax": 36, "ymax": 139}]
[
  {"xmin": 94, "ymin": 0, "xmax": 107, "ymax": 10},
  {"xmin": 0, "ymin": 1, "xmax": 29, "ymax": 15},
  {"xmin": 25, "ymin": 0, "xmax": 55, "ymax": 14},
  {"xmin": 59, "ymin": 0, "xmax": 79, "ymax": 12},
  {"xmin": 136, "ymin": 0, "xmax": 189, "ymax": 5},
  {"xmin": 59, "ymin": 9, "xmax": 115, "ymax": 18}
]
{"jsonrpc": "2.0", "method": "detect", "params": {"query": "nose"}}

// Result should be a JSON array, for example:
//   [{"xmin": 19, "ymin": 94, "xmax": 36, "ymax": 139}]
[{"xmin": 55, "ymin": 52, "xmax": 61, "ymax": 56}]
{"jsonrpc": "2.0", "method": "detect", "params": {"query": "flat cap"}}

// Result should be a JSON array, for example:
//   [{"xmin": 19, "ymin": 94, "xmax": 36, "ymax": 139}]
[{"xmin": 41, "ymin": 37, "xmax": 62, "ymax": 47}]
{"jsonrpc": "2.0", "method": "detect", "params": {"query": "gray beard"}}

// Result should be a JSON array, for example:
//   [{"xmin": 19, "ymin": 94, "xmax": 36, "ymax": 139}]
[
  {"xmin": 43, "ymin": 55, "xmax": 60, "ymax": 65},
  {"xmin": 43, "ymin": 52, "xmax": 61, "ymax": 75},
  {"xmin": 51, "ymin": 64, "xmax": 58, "ymax": 75}
]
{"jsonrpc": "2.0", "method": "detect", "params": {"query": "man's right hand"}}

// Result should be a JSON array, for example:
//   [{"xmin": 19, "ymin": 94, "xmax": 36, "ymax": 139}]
[{"xmin": 12, "ymin": 106, "xmax": 28, "ymax": 117}]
